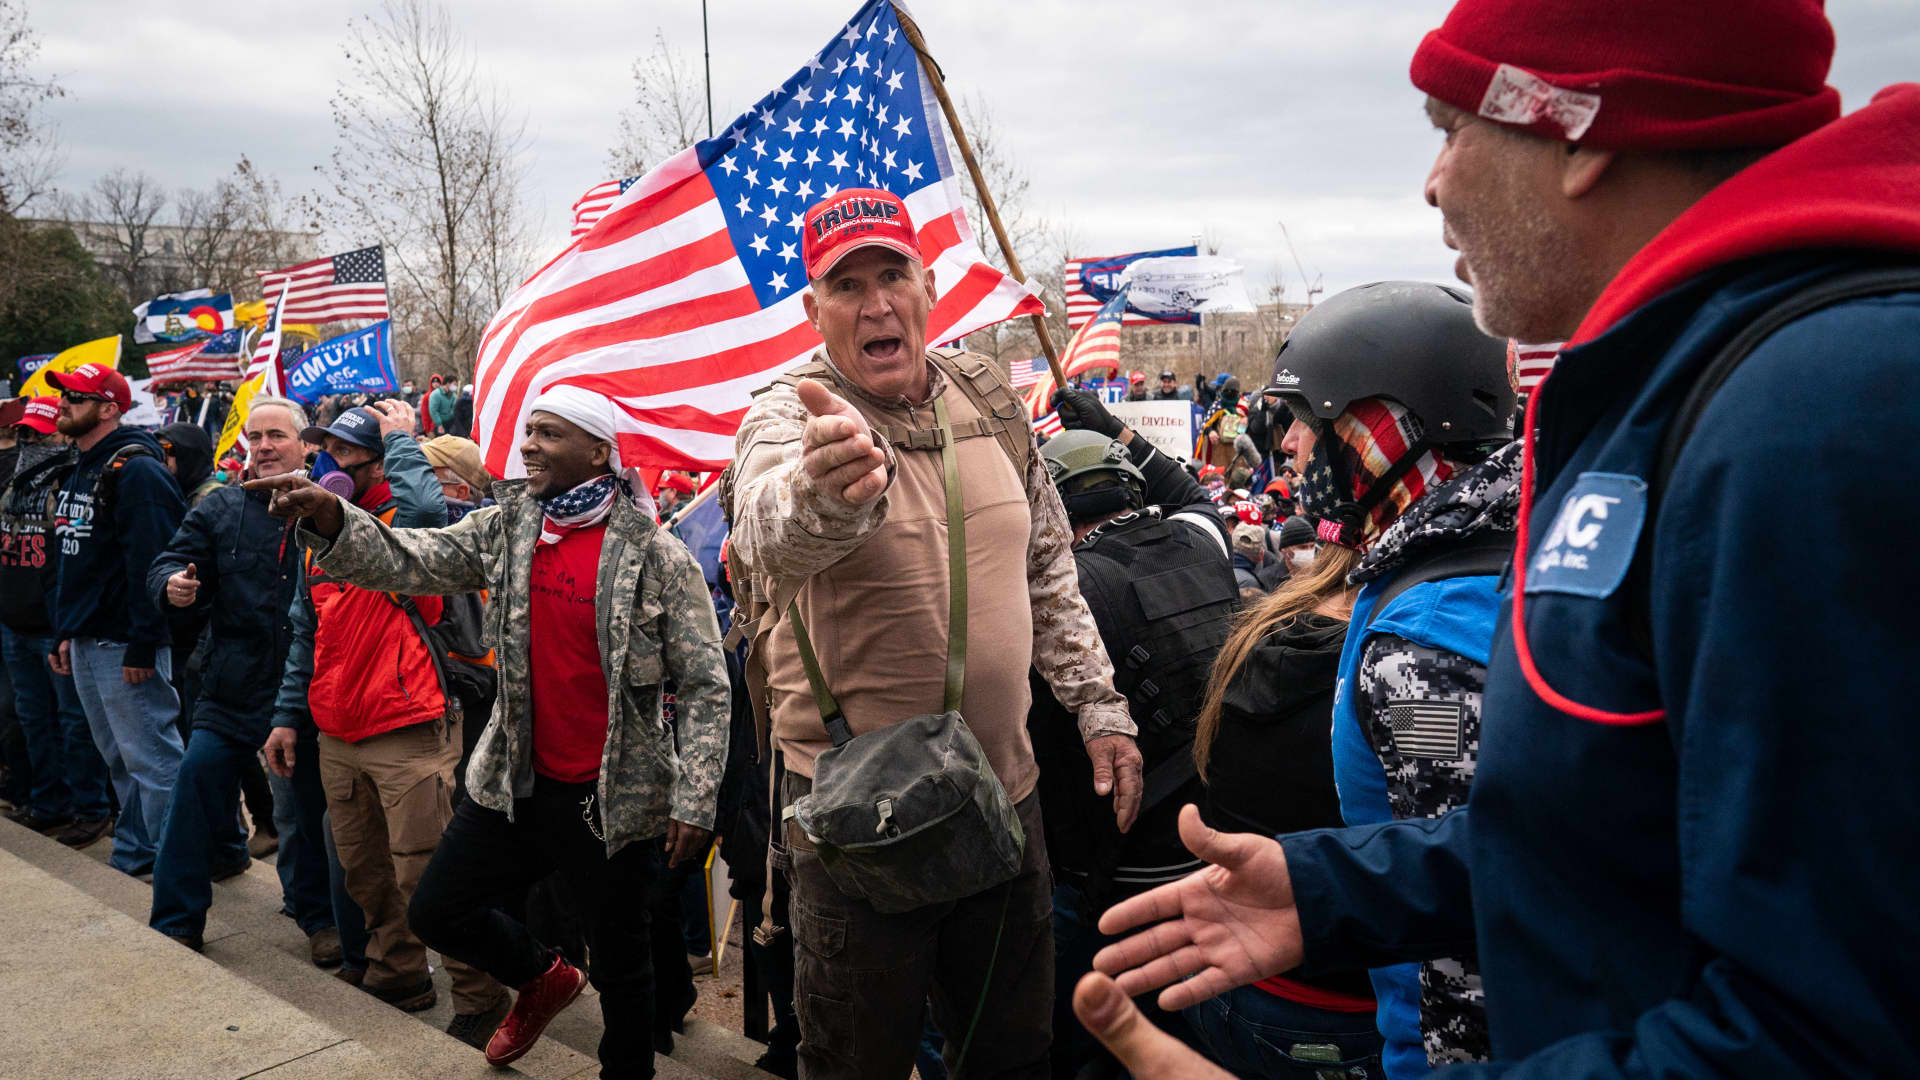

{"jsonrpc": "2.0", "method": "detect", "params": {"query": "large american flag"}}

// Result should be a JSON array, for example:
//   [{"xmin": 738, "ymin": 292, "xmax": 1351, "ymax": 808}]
[
  {"xmin": 571, "ymin": 177, "xmax": 641, "ymax": 238},
  {"xmin": 472, "ymin": 0, "xmax": 1044, "ymax": 475},
  {"xmin": 1064, "ymin": 245, "xmax": 1198, "ymax": 334},
  {"xmin": 1060, "ymin": 286, "xmax": 1128, "ymax": 380},
  {"xmin": 256, "ymin": 246, "xmax": 390, "ymax": 324}
]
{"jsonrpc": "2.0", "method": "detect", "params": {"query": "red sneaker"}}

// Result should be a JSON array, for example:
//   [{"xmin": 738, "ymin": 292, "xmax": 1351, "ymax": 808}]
[{"xmin": 483, "ymin": 954, "xmax": 587, "ymax": 1068}]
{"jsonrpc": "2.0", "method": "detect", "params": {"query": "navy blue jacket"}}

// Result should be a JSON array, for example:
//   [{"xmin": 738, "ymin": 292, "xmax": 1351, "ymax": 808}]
[
  {"xmin": 52, "ymin": 425, "xmax": 188, "ymax": 667},
  {"xmin": 1279, "ymin": 81, "xmax": 1920, "ymax": 1075},
  {"xmin": 147, "ymin": 484, "xmax": 304, "ymax": 747},
  {"xmin": 1282, "ymin": 250, "xmax": 1920, "ymax": 1076}
]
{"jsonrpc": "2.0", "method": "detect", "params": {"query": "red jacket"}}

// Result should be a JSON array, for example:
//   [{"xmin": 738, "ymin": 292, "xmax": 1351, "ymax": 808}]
[{"xmin": 306, "ymin": 481, "xmax": 448, "ymax": 741}]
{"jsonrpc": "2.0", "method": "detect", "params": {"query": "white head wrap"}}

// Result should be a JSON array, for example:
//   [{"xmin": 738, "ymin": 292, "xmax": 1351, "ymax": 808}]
[{"xmin": 526, "ymin": 384, "xmax": 658, "ymax": 518}]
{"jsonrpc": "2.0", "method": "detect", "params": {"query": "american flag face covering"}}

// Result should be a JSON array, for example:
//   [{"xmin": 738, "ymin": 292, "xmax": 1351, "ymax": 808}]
[{"xmin": 537, "ymin": 473, "xmax": 626, "ymax": 546}]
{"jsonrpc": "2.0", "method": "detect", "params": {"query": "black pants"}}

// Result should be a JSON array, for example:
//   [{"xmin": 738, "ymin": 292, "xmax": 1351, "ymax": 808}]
[{"xmin": 409, "ymin": 775, "xmax": 667, "ymax": 1079}]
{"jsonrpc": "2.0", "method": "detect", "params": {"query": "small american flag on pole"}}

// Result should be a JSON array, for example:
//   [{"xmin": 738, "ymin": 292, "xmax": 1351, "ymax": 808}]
[
  {"xmin": 146, "ymin": 333, "xmax": 245, "ymax": 382},
  {"xmin": 571, "ymin": 177, "xmax": 641, "ymax": 238},
  {"xmin": 471, "ymin": 0, "xmax": 1044, "ymax": 475},
  {"xmin": 244, "ymin": 281, "xmax": 292, "ymax": 396},
  {"xmin": 256, "ymin": 246, "xmax": 390, "ymax": 324},
  {"xmin": 1060, "ymin": 286, "xmax": 1128, "ymax": 380},
  {"xmin": 1008, "ymin": 356, "xmax": 1045, "ymax": 389}
]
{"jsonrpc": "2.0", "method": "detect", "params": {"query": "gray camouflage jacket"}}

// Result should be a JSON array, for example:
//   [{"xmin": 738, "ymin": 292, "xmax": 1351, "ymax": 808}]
[{"xmin": 306, "ymin": 478, "xmax": 729, "ymax": 856}]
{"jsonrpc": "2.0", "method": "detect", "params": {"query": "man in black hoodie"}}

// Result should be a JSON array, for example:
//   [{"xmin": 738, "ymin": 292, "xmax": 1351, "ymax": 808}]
[{"xmin": 45, "ymin": 363, "xmax": 190, "ymax": 877}]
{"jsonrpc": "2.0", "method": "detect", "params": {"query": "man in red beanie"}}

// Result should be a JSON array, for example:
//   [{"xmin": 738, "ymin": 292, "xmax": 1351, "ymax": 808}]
[{"xmin": 1086, "ymin": 2, "xmax": 1920, "ymax": 1078}]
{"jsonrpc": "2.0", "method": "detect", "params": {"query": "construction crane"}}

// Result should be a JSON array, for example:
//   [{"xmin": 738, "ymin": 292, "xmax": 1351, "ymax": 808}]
[{"xmin": 1277, "ymin": 220, "xmax": 1324, "ymax": 307}]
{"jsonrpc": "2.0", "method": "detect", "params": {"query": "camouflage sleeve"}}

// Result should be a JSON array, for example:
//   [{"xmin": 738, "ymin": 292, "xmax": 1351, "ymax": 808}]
[
  {"xmin": 305, "ymin": 498, "xmax": 498, "ymax": 596},
  {"xmin": 728, "ymin": 381, "xmax": 896, "ymax": 580},
  {"xmin": 1357, "ymin": 633, "xmax": 1493, "ymax": 1067},
  {"xmin": 1355, "ymin": 633, "xmax": 1486, "ymax": 821},
  {"xmin": 1023, "ymin": 424, "xmax": 1134, "ymax": 743},
  {"xmin": 651, "ymin": 534, "xmax": 730, "ymax": 831}
]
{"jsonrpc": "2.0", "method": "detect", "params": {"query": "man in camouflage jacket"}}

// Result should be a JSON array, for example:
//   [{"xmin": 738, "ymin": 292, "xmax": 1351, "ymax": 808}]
[
  {"xmin": 249, "ymin": 386, "xmax": 728, "ymax": 1075},
  {"xmin": 729, "ymin": 189, "xmax": 1139, "ymax": 1080}
]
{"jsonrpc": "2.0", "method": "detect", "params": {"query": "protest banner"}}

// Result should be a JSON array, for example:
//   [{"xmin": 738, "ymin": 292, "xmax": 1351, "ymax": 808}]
[
  {"xmin": 1109, "ymin": 399, "xmax": 1196, "ymax": 463},
  {"xmin": 283, "ymin": 321, "xmax": 398, "ymax": 405}
]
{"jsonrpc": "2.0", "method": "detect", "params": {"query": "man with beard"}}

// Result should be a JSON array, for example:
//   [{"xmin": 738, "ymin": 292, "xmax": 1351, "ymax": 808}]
[
  {"xmin": 0, "ymin": 397, "xmax": 114, "ymax": 849},
  {"xmin": 44, "ymin": 363, "xmax": 190, "ymax": 878},
  {"xmin": 146, "ymin": 396, "xmax": 339, "ymax": 963},
  {"xmin": 1086, "ymin": 1, "xmax": 1920, "ymax": 1077}
]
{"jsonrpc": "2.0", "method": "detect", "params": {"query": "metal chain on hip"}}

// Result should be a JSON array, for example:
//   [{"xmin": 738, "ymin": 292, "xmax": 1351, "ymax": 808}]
[{"xmin": 579, "ymin": 792, "xmax": 606, "ymax": 842}]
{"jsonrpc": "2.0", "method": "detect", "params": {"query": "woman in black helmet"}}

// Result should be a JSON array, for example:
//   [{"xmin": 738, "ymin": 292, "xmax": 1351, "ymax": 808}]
[{"xmin": 1186, "ymin": 281, "xmax": 1518, "ymax": 1080}]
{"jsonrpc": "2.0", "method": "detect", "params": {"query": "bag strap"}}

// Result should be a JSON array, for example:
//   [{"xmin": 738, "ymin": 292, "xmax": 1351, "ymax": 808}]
[
  {"xmin": 1654, "ymin": 264, "xmax": 1920, "ymax": 496},
  {"xmin": 1629, "ymin": 263, "xmax": 1920, "ymax": 655},
  {"xmin": 788, "ymin": 394, "xmax": 968, "ymax": 745}
]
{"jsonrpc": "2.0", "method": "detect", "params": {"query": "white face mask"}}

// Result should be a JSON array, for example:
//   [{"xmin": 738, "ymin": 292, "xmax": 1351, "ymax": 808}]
[{"xmin": 1285, "ymin": 546, "xmax": 1317, "ymax": 570}]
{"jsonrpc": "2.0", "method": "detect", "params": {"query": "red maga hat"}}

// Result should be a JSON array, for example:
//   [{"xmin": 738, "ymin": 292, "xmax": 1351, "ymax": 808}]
[
  {"xmin": 801, "ymin": 188, "xmax": 921, "ymax": 281},
  {"xmin": 1410, "ymin": 0, "xmax": 1839, "ymax": 149},
  {"xmin": 14, "ymin": 396, "xmax": 58, "ymax": 434},
  {"xmin": 46, "ymin": 363, "xmax": 133, "ymax": 411}
]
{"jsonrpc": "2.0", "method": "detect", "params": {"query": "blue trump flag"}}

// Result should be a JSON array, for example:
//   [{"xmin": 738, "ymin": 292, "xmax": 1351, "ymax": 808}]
[{"xmin": 284, "ymin": 320, "xmax": 399, "ymax": 405}]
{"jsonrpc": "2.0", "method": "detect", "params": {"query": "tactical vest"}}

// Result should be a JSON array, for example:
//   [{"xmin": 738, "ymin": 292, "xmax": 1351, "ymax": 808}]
[
  {"xmin": 1072, "ymin": 510, "xmax": 1241, "ymax": 754},
  {"xmin": 722, "ymin": 348, "xmax": 1031, "ymax": 756}
]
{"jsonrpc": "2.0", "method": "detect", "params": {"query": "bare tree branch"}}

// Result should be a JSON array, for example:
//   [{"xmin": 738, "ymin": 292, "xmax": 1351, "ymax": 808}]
[
  {"xmin": 607, "ymin": 29, "xmax": 707, "ymax": 178},
  {"xmin": 309, "ymin": 0, "xmax": 530, "ymax": 385},
  {"xmin": 0, "ymin": 0, "xmax": 65, "ymax": 215}
]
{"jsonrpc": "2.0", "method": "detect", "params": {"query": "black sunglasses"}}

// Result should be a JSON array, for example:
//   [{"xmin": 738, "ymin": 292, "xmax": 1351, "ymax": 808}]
[{"xmin": 60, "ymin": 390, "xmax": 109, "ymax": 404}]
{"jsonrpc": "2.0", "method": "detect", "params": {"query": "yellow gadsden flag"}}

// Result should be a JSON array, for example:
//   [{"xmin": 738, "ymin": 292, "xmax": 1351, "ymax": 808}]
[
  {"xmin": 215, "ymin": 370, "xmax": 266, "ymax": 462},
  {"xmin": 18, "ymin": 335, "xmax": 123, "ymax": 398}
]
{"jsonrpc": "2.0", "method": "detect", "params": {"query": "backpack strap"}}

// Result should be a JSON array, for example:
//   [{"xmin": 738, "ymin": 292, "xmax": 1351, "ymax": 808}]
[
  {"xmin": 1653, "ymin": 264, "xmax": 1920, "ymax": 496},
  {"xmin": 929, "ymin": 348, "xmax": 1032, "ymax": 479},
  {"xmin": 1366, "ymin": 531, "xmax": 1516, "ymax": 628},
  {"xmin": 1632, "ymin": 262, "xmax": 1920, "ymax": 654}
]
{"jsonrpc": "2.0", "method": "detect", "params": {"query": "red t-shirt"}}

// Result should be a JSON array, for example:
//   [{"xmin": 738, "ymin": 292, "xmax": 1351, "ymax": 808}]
[{"xmin": 528, "ymin": 523, "xmax": 609, "ymax": 782}]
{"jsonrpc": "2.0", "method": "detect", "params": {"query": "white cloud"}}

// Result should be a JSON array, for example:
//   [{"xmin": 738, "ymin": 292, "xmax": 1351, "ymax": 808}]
[{"xmin": 27, "ymin": 0, "xmax": 1916, "ymax": 300}]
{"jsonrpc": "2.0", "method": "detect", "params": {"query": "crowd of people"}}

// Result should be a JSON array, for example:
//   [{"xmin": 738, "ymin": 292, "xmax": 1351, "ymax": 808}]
[{"xmin": 3, "ymin": 1, "xmax": 1917, "ymax": 1079}]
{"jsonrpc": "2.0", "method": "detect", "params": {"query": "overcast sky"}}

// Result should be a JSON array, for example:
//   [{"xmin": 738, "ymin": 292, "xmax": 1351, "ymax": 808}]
[{"xmin": 28, "ymin": 0, "xmax": 1918, "ymax": 302}]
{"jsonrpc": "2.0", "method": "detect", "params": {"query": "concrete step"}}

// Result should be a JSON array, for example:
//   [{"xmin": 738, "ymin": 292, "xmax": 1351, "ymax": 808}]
[{"xmin": 3, "ymin": 814, "xmax": 782, "ymax": 1080}]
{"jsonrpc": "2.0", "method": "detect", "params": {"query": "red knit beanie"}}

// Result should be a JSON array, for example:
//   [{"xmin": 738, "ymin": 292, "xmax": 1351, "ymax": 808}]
[{"xmin": 1411, "ymin": 0, "xmax": 1841, "ymax": 149}]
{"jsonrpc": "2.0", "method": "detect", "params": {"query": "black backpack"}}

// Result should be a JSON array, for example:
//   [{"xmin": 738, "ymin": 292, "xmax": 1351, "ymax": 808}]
[{"xmin": 391, "ymin": 591, "xmax": 498, "ymax": 713}]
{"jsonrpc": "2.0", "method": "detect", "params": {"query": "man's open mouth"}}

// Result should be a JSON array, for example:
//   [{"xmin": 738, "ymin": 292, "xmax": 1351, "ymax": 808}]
[{"xmin": 861, "ymin": 336, "xmax": 904, "ymax": 361}]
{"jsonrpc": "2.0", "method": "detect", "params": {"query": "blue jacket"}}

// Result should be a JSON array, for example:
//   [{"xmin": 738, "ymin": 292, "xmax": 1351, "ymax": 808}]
[
  {"xmin": 1329, "ymin": 573, "xmax": 1502, "ymax": 1079},
  {"xmin": 147, "ymin": 484, "xmax": 305, "ymax": 747},
  {"xmin": 1282, "ymin": 110, "xmax": 1920, "ymax": 1078},
  {"xmin": 52, "ymin": 425, "xmax": 188, "ymax": 667}
]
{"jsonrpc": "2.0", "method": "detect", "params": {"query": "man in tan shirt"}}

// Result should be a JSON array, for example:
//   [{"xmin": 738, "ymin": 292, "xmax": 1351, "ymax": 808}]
[{"xmin": 730, "ymin": 188, "xmax": 1140, "ymax": 1080}]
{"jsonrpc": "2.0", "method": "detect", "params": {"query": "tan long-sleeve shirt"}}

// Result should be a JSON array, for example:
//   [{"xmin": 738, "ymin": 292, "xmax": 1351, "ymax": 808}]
[{"xmin": 730, "ymin": 352, "xmax": 1131, "ymax": 802}]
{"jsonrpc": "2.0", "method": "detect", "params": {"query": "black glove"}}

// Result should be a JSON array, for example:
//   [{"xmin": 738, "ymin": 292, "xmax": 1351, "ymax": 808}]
[{"xmin": 1050, "ymin": 387, "xmax": 1125, "ymax": 439}]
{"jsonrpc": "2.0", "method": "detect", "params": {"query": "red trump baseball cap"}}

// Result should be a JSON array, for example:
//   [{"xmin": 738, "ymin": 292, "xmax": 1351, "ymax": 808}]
[
  {"xmin": 16, "ymin": 396, "xmax": 59, "ymax": 434},
  {"xmin": 46, "ymin": 363, "xmax": 133, "ymax": 411},
  {"xmin": 801, "ymin": 188, "xmax": 921, "ymax": 281}
]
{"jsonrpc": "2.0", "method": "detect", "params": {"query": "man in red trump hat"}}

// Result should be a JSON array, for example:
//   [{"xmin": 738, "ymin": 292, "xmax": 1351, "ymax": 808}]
[
  {"xmin": 1084, "ymin": 2, "xmax": 1920, "ymax": 1078},
  {"xmin": 727, "ymin": 187, "xmax": 1141, "ymax": 1078}
]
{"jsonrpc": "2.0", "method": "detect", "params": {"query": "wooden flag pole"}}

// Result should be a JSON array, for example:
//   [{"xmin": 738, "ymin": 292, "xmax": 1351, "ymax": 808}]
[{"xmin": 890, "ymin": 3, "xmax": 1067, "ymax": 389}]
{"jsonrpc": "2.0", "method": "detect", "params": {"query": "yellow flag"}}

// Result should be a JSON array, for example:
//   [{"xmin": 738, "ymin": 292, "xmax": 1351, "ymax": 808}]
[
  {"xmin": 216, "ymin": 371, "xmax": 265, "ymax": 462},
  {"xmin": 282, "ymin": 324, "xmax": 321, "ymax": 341},
  {"xmin": 18, "ymin": 335, "xmax": 123, "ymax": 398},
  {"xmin": 232, "ymin": 299, "xmax": 268, "ymax": 325}
]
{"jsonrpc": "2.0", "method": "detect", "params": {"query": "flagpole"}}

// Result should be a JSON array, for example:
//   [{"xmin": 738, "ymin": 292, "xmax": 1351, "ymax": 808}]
[{"xmin": 888, "ymin": 3, "xmax": 1066, "ymax": 389}]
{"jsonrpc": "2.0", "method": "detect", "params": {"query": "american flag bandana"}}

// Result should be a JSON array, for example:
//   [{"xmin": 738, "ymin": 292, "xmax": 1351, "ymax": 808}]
[{"xmin": 538, "ymin": 473, "xmax": 628, "ymax": 547}]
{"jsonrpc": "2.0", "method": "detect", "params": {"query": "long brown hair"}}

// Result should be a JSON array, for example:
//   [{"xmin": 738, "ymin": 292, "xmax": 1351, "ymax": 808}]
[{"xmin": 1193, "ymin": 543, "xmax": 1361, "ymax": 780}]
